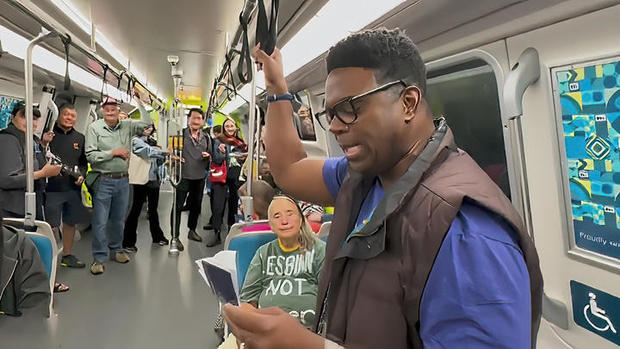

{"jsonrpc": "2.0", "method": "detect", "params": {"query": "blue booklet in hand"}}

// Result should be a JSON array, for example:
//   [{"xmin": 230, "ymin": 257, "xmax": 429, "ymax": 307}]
[{"xmin": 195, "ymin": 250, "xmax": 239, "ymax": 306}]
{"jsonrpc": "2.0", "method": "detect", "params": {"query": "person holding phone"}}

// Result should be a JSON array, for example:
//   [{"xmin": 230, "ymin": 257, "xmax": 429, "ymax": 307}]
[{"xmin": 207, "ymin": 118, "xmax": 247, "ymax": 247}]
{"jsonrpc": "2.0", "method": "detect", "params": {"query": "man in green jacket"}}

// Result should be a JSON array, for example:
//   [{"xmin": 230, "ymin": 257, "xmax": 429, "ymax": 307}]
[{"xmin": 85, "ymin": 97, "xmax": 152, "ymax": 275}]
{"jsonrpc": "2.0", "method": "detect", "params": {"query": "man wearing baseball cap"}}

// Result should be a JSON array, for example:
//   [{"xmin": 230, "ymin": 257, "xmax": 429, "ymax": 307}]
[{"xmin": 85, "ymin": 96, "xmax": 153, "ymax": 275}]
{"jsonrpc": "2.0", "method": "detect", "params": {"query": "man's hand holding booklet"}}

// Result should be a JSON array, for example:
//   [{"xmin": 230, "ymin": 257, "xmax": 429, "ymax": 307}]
[{"xmin": 195, "ymin": 250, "xmax": 240, "ymax": 306}]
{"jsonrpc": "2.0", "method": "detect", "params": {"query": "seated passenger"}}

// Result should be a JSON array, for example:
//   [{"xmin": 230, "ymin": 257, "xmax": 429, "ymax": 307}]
[
  {"xmin": 219, "ymin": 195, "xmax": 326, "ymax": 348},
  {"xmin": 0, "ymin": 212, "xmax": 50, "ymax": 317},
  {"xmin": 300, "ymin": 201, "xmax": 325, "ymax": 233},
  {"xmin": 237, "ymin": 180, "xmax": 275, "ymax": 232},
  {"xmin": 239, "ymin": 195, "xmax": 326, "ymax": 327}
]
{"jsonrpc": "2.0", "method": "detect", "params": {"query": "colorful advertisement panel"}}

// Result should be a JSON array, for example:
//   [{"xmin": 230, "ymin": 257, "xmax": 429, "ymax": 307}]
[{"xmin": 555, "ymin": 58, "xmax": 620, "ymax": 262}]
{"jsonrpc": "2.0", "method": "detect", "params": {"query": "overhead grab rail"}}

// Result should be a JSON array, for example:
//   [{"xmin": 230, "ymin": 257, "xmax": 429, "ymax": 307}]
[
  {"xmin": 209, "ymin": 0, "xmax": 286, "ymax": 112},
  {"xmin": 7, "ymin": 0, "xmax": 164, "ymax": 107},
  {"xmin": 503, "ymin": 47, "xmax": 569, "ymax": 331},
  {"xmin": 207, "ymin": 0, "xmax": 258, "ymax": 112}
]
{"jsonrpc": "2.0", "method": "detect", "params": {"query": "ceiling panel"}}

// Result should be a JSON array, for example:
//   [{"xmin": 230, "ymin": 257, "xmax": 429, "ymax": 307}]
[{"xmin": 81, "ymin": 0, "xmax": 245, "ymax": 102}]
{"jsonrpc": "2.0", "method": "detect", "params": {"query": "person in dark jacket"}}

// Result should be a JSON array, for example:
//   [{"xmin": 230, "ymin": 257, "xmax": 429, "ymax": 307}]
[
  {"xmin": 0, "ymin": 212, "xmax": 50, "ymax": 317},
  {"xmin": 0, "ymin": 103, "xmax": 61, "ymax": 219},
  {"xmin": 45, "ymin": 104, "xmax": 88, "ymax": 269},
  {"xmin": 222, "ymin": 28, "xmax": 542, "ymax": 349},
  {"xmin": 169, "ymin": 108, "xmax": 212, "ymax": 251},
  {"xmin": 206, "ymin": 118, "xmax": 247, "ymax": 247}
]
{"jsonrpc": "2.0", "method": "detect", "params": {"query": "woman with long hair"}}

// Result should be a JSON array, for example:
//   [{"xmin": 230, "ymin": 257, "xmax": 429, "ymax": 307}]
[
  {"xmin": 207, "ymin": 117, "xmax": 247, "ymax": 246},
  {"xmin": 122, "ymin": 124, "xmax": 168, "ymax": 252},
  {"xmin": 239, "ymin": 195, "xmax": 326, "ymax": 326},
  {"xmin": 217, "ymin": 195, "xmax": 326, "ymax": 348}
]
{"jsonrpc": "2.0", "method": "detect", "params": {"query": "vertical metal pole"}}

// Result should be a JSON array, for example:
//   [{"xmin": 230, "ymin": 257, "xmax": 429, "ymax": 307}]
[
  {"xmin": 24, "ymin": 30, "xmax": 56, "ymax": 225},
  {"xmin": 246, "ymin": 59, "xmax": 257, "ymax": 197},
  {"xmin": 255, "ymin": 105, "xmax": 262, "ymax": 180},
  {"xmin": 241, "ymin": 58, "xmax": 258, "ymax": 222}
]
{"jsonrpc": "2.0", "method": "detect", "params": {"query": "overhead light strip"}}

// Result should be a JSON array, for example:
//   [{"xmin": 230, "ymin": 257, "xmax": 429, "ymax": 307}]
[
  {"xmin": 48, "ymin": 0, "xmax": 162, "ymax": 101},
  {"xmin": 281, "ymin": 0, "xmax": 406, "ymax": 76},
  {"xmin": 0, "ymin": 24, "xmax": 138, "ymax": 106}
]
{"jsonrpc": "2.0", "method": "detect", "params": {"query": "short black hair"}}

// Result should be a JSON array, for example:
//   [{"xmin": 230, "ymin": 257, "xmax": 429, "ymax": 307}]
[
  {"xmin": 187, "ymin": 108, "xmax": 205, "ymax": 119},
  {"xmin": 59, "ymin": 103, "xmax": 76, "ymax": 114},
  {"xmin": 11, "ymin": 101, "xmax": 41, "ymax": 119},
  {"xmin": 326, "ymin": 28, "xmax": 426, "ymax": 94}
]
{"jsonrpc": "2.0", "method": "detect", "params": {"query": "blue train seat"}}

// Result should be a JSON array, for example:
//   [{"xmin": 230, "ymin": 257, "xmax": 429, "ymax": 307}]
[{"xmin": 225, "ymin": 221, "xmax": 277, "ymax": 289}]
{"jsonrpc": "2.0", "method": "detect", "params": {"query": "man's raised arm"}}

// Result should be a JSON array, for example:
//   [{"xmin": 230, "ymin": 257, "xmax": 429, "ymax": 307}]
[{"xmin": 253, "ymin": 46, "xmax": 334, "ymax": 206}]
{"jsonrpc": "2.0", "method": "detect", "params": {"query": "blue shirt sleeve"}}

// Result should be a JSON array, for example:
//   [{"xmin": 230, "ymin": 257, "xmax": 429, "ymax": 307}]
[
  {"xmin": 419, "ymin": 201, "xmax": 531, "ymax": 349},
  {"xmin": 322, "ymin": 156, "xmax": 349, "ymax": 199}
]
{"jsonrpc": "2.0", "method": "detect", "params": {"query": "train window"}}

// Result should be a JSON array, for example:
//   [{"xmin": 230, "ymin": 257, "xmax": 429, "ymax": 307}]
[
  {"xmin": 426, "ymin": 59, "xmax": 510, "ymax": 198},
  {"xmin": 552, "ymin": 57, "xmax": 620, "ymax": 267},
  {"xmin": 293, "ymin": 92, "xmax": 317, "ymax": 141}
]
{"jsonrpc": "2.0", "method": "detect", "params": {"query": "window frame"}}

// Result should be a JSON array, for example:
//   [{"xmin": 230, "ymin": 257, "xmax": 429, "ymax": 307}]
[{"xmin": 426, "ymin": 49, "xmax": 522, "ymax": 214}]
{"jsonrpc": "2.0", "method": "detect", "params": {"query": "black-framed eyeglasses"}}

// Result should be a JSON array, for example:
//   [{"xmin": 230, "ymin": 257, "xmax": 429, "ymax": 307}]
[{"xmin": 316, "ymin": 80, "xmax": 407, "ymax": 130}]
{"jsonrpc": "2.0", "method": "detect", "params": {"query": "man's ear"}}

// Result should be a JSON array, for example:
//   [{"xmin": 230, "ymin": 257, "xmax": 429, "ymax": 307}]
[{"xmin": 402, "ymin": 86, "xmax": 422, "ymax": 123}]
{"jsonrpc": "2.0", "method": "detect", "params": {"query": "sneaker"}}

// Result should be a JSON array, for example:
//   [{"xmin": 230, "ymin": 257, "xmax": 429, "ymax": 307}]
[
  {"xmin": 90, "ymin": 261, "xmax": 104, "ymax": 275},
  {"xmin": 113, "ymin": 251, "xmax": 130, "ymax": 263},
  {"xmin": 188, "ymin": 230, "xmax": 203, "ymax": 242},
  {"xmin": 61, "ymin": 254, "xmax": 85, "ymax": 268},
  {"xmin": 124, "ymin": 246, "xmax": 138, "ymax": 253}
]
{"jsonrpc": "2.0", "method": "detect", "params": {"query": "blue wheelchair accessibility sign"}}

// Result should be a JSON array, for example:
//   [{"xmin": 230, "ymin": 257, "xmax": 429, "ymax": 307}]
[{"xmin": 570, "ymin": 280, "xmax": 619, "ymax": 345}]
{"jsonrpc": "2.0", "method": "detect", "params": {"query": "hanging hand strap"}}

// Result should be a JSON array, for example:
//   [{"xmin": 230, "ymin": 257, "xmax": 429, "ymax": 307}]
[
  {"xmin": 117, "ymin": 71, "xmax": 126, "ymax": 103},
  {"xmin": 100, "ymin": 64, "xmax": 109, "ymax": 102},
  {"xmin": 237, "ymin": 12, "xmax": 253, "ymax": 84},
  {"xmin": 61, "ymin": 35, "xmax": 72, "ymax": 91},
  {"xmin": 255, "ymin": 0, "xmax": 279, "ymax": 56}
]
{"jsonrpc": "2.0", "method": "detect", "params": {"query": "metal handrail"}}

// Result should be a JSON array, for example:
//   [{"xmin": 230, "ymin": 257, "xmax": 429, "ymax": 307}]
[{"xmin": 25, "ymin": 29, "xmax": 57, "ymax": 226}]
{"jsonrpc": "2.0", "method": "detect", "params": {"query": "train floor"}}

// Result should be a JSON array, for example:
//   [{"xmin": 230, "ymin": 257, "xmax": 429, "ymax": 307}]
[{"xmin": 0, "ymin": 190, "xmax": 225, "ymax": 349}]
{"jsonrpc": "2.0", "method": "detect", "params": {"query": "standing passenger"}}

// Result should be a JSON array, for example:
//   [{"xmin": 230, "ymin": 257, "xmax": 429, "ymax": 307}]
[
  {"xmin": 45, "ymin": 104, "xmax": 88, "ymax": 269},
  {"xmin": 85, "ymin": 97, "xmax": 152, "ymax": 275},
  {"xmin": 169, "ymin": 108, "xmax": 212, "ymax": 251},
  {"xmin": 0, "ymin": 103, "xmax": 60, "ymax": 219},
  {"xmin": 223, "ymin": 28, "xmax": 543, "ymax": 349},
  {"xmin": 207, "ymin": 118, "xmax": 247, "ymax": 247},
  {"xmin": 122, "ymin": 124, "xmax": 169, "ymax": 251}
]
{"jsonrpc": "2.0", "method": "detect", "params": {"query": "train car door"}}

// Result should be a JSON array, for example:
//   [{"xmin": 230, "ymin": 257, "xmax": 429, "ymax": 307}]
[{"xmin": 506, "ymin": 4, "xmax": 620, "ymax": 348}]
